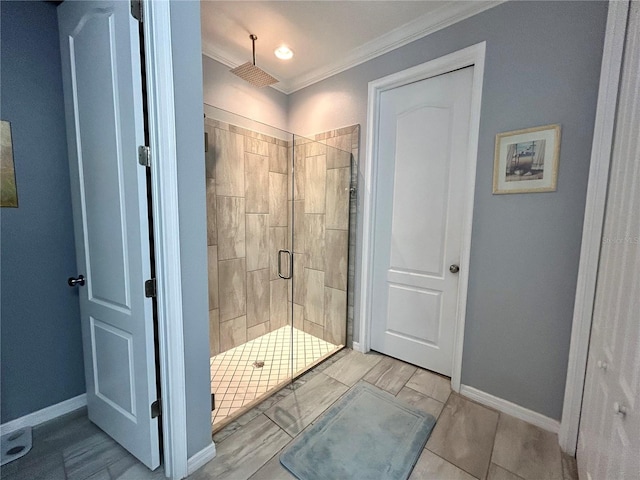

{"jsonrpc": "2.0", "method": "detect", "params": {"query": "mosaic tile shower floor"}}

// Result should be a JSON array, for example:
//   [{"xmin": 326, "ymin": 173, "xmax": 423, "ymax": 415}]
[{"xmin": 210, "ymin": 326, "xmax": 340, "ymax": 428}]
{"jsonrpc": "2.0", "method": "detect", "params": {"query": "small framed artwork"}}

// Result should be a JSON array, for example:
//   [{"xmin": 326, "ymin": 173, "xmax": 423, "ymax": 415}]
[
  {"xmin": 493, "ymin": 124, "xmax": 561, "ymax": 194},
  {"xmin": 1, "ymin": 120, "xmax": 19, "ymax": 208}
]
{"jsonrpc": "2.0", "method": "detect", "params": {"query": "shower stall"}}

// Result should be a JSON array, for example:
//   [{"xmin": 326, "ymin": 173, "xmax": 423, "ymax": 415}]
[{"xmin": 203, "ymin": 105, "xmax": 355, "ymax": 430}]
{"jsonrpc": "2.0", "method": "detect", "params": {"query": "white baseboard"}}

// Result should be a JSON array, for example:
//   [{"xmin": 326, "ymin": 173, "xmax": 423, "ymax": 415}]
[
  {"xmin": 187, "ymin": 442, "xmax": 216, "ymax": 475},
  {"xmin": 460, "ymin": 385, "xmax": 560, "ymax": 434},
  {"xmin": 0, "ymin": 394, "xmax": 87, "ymax": 436},
  {"xmin": 352, "ymin": 341, "xmax": 365, "ymax": 353}
]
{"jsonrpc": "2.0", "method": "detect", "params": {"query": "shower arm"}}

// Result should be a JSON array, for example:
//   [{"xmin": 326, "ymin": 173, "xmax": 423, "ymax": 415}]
[{"xmin": 250, "ymin": 34, "xmax": 257, "ymax": 66}]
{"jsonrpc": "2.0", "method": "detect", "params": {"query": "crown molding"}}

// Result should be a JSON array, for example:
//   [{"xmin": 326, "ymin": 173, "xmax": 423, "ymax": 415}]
[
  {"xmin": 203, "ymin": 1, "xmax": 502, "ymax": 95},
  {"xmin": 201, "ymin": 42, "xmax": 239, "ymax": 70},
  {"xmin": 284, "ymin": 0, "xmax": 503, "ymax": 93}
]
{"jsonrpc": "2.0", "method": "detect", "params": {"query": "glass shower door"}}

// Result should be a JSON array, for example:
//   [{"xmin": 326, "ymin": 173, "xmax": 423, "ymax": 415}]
[
  {"xmin": 205, "ymin": 104, "xmax": 296, "ymax": 430},
  {"xmin": 289, "ymin": 134, "xmax": 352, "ymax": 378},
  {"xmin": 204, "ymin": 103, "xmax": 353, "ymax": 431}
]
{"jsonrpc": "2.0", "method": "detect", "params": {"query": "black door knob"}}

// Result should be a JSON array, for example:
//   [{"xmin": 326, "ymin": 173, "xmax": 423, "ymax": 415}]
[{"xmin": 68, "ymin": 275, "xmax": 85, "ymax": 287}]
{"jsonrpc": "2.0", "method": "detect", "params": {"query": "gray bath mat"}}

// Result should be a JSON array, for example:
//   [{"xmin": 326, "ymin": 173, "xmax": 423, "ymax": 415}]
[
  {"xmin": 280, "ymin": 382, "xmax": 436, "ymax": 480},
  {"xmin": 1, "ymin": 426, "xmax": 32, "ymax": 466}
]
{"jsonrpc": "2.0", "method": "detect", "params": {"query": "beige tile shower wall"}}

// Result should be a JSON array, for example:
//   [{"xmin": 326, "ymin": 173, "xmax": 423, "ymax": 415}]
[
  {"xmin": 205, "ymin": 118, "xmax": 290, "ymax": 356},
  {"xmin": 316, "ymin": 126, "xmax": 359, "ymax": 348},
  {"xmin": 291, "ymin": 125, "xmax": 359, "ymax": 348}
]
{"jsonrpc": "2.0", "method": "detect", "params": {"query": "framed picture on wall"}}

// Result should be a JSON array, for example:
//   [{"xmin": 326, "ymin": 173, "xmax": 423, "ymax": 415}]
[
  {"xmin": 1, "ymin": 120, "xmax": 19, "ymax": 208},
  {"xmin": 493, "ymin": 124, "xmax": 561, "ymax": 194}
]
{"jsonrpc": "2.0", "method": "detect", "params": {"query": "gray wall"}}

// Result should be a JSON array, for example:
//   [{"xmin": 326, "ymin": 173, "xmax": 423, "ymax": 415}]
[
  {"xmin": 202, "ymin": 55, "xmax": 289, "ymax": 131},
  {"xmin": 170, "ymin": 0, "xmax": 213, "ymax": 457},
  {"xmin": 0, "ymin": 1, "xmax": 85, "ymax": 423},
  {"xmin": 287, "ymin": 0, "xmax": 608, "ymax": 420}
]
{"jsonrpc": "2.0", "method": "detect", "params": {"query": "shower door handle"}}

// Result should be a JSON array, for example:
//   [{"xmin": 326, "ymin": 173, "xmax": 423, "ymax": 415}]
[{"xmin": 277, "ymin": 249, "xmax": 292, "ymax": 279}]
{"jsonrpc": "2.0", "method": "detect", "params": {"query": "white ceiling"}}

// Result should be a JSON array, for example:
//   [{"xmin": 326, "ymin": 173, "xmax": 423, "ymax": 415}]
[{"xmin": 201, "ymin": 1, "xmax": 501, "ymax": 94}]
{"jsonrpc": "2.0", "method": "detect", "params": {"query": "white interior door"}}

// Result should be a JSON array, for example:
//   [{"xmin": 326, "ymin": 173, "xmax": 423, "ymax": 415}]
[
  {"xmin": 370, "ymin": 67, "xmax": 473, "ymax": 376},
  {"xmin": 58, "ymin": 0, "xmax": 160, "ymax": 469},
  {"xmin": 577, "ymin": 3, "xmax": 639, "ymax": 478}
]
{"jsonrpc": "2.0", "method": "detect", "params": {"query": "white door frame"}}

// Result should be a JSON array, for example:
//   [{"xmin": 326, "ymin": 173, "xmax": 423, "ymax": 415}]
[
  {"xmin": 359, "ymin": 42, "xmax": 486, "ymax": 392},
  {"xmin": 142, "ymin": 1, "xmax": 188, "ymax": 478},
  {"xmin": 558, "ymin": 0, "xmax": 629, "ymax": 456}
]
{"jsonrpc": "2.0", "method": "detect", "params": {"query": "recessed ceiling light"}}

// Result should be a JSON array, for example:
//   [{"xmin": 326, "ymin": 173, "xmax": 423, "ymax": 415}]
[{"xmin": 274, "ymin": 46, "xmax": 293, "ymax": 60}]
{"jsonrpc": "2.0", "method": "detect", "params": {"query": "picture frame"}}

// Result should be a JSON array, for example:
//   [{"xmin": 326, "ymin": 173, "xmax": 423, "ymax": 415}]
[
  {"xmin": 1, "ymin": 120, "xmax": 19, "ymax": 208},
  {"xmin": 493, "ymin": 124, "xmax": 561, "ymax": 194}
]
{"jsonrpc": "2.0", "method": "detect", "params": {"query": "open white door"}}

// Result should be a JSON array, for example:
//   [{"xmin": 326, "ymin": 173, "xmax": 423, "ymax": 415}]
[
  {"xmin": 370, "ymin": 67, "xmax": 474, "ymax": 376},
  {"xmin": 58, "ymin": 0, "xmax": 160, "ymax": 470}
]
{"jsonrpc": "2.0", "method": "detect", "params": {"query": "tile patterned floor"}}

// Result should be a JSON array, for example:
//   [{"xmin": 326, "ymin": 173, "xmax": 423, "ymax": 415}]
[
  {"xmin": 0, "ymin": 408, "xmax": 165, "ymax": 480},
  {"xmin": 3, "ymin": 350, "xmax": 580, "ymax": 480},
  {"xmin": 200, "ymin": 350, "xmax": 580, "ymax": 480},
  {"xmin": 210, "ymin": 326, "xmax": 340, "ymax": 427}
]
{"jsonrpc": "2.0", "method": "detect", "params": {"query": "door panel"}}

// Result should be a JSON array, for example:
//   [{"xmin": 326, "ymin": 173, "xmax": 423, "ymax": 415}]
[
  {"xmin": 91, "ymin": 319, "xmax": 135, "ymax": 417},
  {"xmin": 58, "ymin": 0, "xmax": 159, "ymax": 469},
  {"xmin": 386, "ymin": 285, "xmax": 441, "ymax": 344},
  {"xmin": 371, "ymin": 67, "xmax": 473, "ymax": 375},
  {"xmin": 71, "ymin": 11, "xmax": 130, "ymax": 309},
  {"xmin": 390, "ymin": 105, "xmax": 450, "ymax": 275}
]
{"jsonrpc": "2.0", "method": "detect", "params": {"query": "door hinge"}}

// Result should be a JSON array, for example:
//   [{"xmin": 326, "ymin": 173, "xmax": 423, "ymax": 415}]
[
  {"xmin": 151, "ymin": 399, "xmax": 161, "ymax": 418},
  {"xmin": 204, "ymin": 131, "xmax": 209, "ymax": 153},
  {"xmin": 211, "ymin": 393, "xmax": 215, "ymax": 411},
  {"xmin": 144, "ymin": 278, "xmax": 157, "ymax": 298},
  {"xmin": 131, "ymin": 0, "xmax": 143, "ymax": 22},
  {"xmin": 138, "ymin": 145, "xmax": 150, "ymax": 167}
]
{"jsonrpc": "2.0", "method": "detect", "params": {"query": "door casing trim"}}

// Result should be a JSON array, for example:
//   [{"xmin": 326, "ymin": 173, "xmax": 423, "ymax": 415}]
[
  {"xmin": 359, "ymin": 42, "xmax": 486, "ymax": 393},
  {"xmin": 558, "ymin": 0, "xmax": 629, "ymax": 456},
  {"xmin": 142, "ymin": 1, "xmax": 189, "ymax": 478}
]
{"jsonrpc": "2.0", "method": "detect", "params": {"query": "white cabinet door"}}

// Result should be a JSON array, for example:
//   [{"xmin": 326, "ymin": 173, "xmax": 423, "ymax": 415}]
[
  {"xmin": 370, "ymin": 67, "xmax": 473, "ymax": 375},
  {"xmin": 58, "ymin": 0, "xmax": 160, "ymax": 469},
  {"xmin": 578, "ymin": 3, "xmax": 640, "ymax": 478}
]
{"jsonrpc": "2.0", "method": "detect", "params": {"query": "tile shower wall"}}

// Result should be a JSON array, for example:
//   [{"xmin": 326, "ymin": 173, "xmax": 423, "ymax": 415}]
[
  {"xmin": 206, "ymin": 117, "xmax": 358, "ymax": 356},
  {"xmin": 205, "ymin": 118, "xmax": 291, "ymax": 355}
]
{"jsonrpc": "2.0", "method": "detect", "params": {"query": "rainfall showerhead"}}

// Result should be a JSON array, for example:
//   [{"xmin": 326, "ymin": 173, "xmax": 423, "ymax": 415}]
[{"xmin": 230, "ymin": 34, "xmax": 279, "ymax": 88}]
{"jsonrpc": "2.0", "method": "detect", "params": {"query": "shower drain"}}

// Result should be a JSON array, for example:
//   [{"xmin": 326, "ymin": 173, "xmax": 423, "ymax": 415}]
[{"xmin": 252, "ymin": 360, "xmax": 265, "ymax": 368}]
